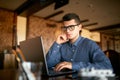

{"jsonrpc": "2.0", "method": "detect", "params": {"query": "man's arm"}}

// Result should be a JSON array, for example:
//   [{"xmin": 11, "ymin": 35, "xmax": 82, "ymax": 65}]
[
  {"xmin": 72, "ymin": 49, "xmax": 113, "ymax": 71},
  {"xmin": 46, "ymin": 42, "xmax": 62, "ymax": 68},
  {"xmin": 72, "ymin": 41, "xmax": 113, "ymax": 71},
  {"xmin": 46, "ymin": 34, "xmax": 69, "ymax": 69}
]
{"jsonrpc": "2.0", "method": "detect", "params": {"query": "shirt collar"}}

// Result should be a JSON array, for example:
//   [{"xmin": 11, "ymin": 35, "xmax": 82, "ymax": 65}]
[
  {"xmin": 73, "ymin": 36, "xmax": 81, "ymax": 46},
  {"xmin": 68, "ymin": 36, "xmax": 81, "ymax": 47}
]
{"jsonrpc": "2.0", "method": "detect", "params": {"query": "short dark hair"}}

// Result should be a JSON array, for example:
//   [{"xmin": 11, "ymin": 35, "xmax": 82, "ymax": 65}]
[{"xmin": 62, "ymin": 13, "xmax": 81, "ymax": 24}]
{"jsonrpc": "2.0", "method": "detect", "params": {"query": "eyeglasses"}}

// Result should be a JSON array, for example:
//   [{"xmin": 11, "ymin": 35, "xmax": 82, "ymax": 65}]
[{"xmin": 61, "ymin": 24, "xmax": 79, "ymax": 31}]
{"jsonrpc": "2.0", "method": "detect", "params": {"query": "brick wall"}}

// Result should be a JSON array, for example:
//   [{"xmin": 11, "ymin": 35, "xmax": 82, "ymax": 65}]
[
  {"xmin": 27, "ymin": 16, "xmax": 62, "ymax": 53},
  {"xmin": 0, "ymin": 9, "xmax": 14, "ymax": 52}
]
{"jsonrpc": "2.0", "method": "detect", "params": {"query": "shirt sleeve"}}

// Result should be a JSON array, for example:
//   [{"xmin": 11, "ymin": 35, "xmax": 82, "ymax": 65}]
[
  {"xmin": 72, "ymin": 40, "xmax": 113, "ymax": 71},
  {"xmin": 46, "ymin": 42, "xmax": 62, "ymax": 68}
]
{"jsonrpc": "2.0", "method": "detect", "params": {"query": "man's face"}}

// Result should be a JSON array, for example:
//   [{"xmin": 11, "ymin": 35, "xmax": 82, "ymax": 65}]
[{"xmin": 62, "ymin": 19, "xmax": 82, "ymax": 39}]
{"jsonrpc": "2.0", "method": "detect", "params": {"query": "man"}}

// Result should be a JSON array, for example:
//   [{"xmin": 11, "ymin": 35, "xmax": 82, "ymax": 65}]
[{"xmin": 46, "ymin": 13, "xmax": 113, "ymax": 74}]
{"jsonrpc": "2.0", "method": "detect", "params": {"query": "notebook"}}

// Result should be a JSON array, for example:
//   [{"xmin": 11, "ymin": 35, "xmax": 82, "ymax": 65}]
[{"xmin": 19, "ymin": 36, "xmax": 76, "ymax": 77}]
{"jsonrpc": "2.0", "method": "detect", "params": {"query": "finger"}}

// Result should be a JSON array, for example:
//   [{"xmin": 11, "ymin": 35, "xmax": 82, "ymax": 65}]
[
  {"xmin": 55, "ymin": 64, "xmax": 64, "ymax": 71},
  {"xmin": 62, "ymin": 34, "xmax": 68, "ymax": 40},
  {"xmin": 55, "ymin": 65, "xmax": 66, "ymax": 71},
  {"xmin": 55, "ymin": 62, "xmax": 67, "ymax": 71},
  {"xmin": 57, "ymin": 65, "xmax": 66, "ymax": 71}
]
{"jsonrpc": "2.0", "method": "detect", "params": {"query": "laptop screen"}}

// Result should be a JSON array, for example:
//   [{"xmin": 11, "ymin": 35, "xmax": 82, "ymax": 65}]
[
  {"xmin": 20, "ymin": 36, "xmax": 49, "ymax": 75},
  {"xmin": 20, "ymin": 37, "xmax": 45, "ymax": 62}
]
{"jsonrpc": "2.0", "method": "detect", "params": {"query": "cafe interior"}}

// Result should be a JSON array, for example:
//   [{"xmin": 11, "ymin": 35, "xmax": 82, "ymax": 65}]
[{"xmin": 0, "ymin": 0, "xmax": 120, "ymax": 80}]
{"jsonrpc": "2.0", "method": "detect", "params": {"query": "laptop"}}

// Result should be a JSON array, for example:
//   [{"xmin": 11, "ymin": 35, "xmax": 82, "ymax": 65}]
[{"xmin": 19, "ymin": 36, "xmax": 77, "ymax": 77}]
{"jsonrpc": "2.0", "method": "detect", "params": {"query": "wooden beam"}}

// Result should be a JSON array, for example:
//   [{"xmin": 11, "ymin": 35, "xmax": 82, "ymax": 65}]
[
  {"xmin": 14, "ymin": 0, "xmax": 34, "ymax": 15},
  {"xmin": 44, "ymin": 10, "xmax": 64, "ymax": 19},
  {"xmin": 14, "ymin": 0, "xmax": 55, "ymax": 17},
  {"xmin": 81, "ymin": 19, "xmax": 89, "ymax": 23},
  {"xmin": 90, "ymin": 23, "xmax": 120, "ymax": 32},
  {"xmin": 83, "ymin": 22, "xmax": 98, "ymax": 27}
]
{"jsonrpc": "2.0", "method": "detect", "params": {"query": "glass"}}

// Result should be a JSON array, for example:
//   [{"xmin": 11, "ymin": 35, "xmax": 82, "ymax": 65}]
[
  {"xmin": 18, "ymin": 62, "xmax": 43, "ymax": 80},
  {"xmin": 61, "ymin": 24, "xmax": 79, "ymax": 31}
]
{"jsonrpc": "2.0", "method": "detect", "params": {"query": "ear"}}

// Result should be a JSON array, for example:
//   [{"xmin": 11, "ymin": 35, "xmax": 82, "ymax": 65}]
[{"xmin": 79, "ymin": 24, "xmax": 82, "ymax": 30}]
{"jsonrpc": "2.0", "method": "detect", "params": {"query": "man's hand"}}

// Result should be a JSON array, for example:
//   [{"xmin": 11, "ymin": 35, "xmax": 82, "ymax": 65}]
[
  {"xmin": 56, "ymin": 34, "xmax": 69, "ymax": 44},
  {"xmin": 54, "ymin": 61, "xmax": 72, "ymax": 71}
]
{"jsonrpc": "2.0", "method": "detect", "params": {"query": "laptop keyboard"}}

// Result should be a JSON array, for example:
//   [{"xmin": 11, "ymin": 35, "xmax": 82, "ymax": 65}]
[{"xmin": 49, "ymin": 69, "xmax": 75, "ymax": 75}]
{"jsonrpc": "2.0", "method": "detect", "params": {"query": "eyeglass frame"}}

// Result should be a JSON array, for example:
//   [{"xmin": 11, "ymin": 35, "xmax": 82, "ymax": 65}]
[{"xmin": 61, "ymin": 24, "xmax": 80, "ymax": 31}]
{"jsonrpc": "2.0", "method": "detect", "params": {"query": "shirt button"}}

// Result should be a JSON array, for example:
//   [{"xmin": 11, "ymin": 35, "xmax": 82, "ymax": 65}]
[
  {"xmin": 57, "ymin": 45, "xmax": 60, "ymax": 48},
  {"xmin": 71, "ymin": 59, "xmax": 73, "ymax": 61},
  {"xmin": 72, "ymin": 50, "xmax": 75, "ymax": 52}
]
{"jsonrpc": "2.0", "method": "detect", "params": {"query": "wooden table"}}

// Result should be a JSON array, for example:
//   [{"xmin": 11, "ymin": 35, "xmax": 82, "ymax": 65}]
[
  {"xmin": 0, "ymin": 69, "xmax": 115, "ymax": 80},
  {"xmin": 0, "ymin": 69, "xmax": 75, "ymax": 80}
]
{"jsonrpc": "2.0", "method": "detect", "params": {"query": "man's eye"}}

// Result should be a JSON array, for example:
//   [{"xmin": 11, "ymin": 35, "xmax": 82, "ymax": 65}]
[{"xmin": 69, "ymin": 26, "xmax": 74, "ymax": 28}]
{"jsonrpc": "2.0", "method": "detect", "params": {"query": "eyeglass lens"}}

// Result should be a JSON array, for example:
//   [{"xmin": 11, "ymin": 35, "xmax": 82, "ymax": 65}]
[{"xmin": 62, "ymin": 24, "xmax": 79, "ymax": 31}]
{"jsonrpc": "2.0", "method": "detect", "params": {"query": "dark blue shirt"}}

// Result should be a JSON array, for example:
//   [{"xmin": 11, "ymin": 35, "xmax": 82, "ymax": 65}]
[{"xmin": 46, "ymin": 36, "xmax": 113, "ymax": 71}]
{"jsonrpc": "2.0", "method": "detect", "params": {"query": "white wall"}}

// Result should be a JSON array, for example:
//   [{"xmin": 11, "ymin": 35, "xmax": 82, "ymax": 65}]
[{"xmin": 17, "ymin": 16, "xmax": 27, "ymax": 45}]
